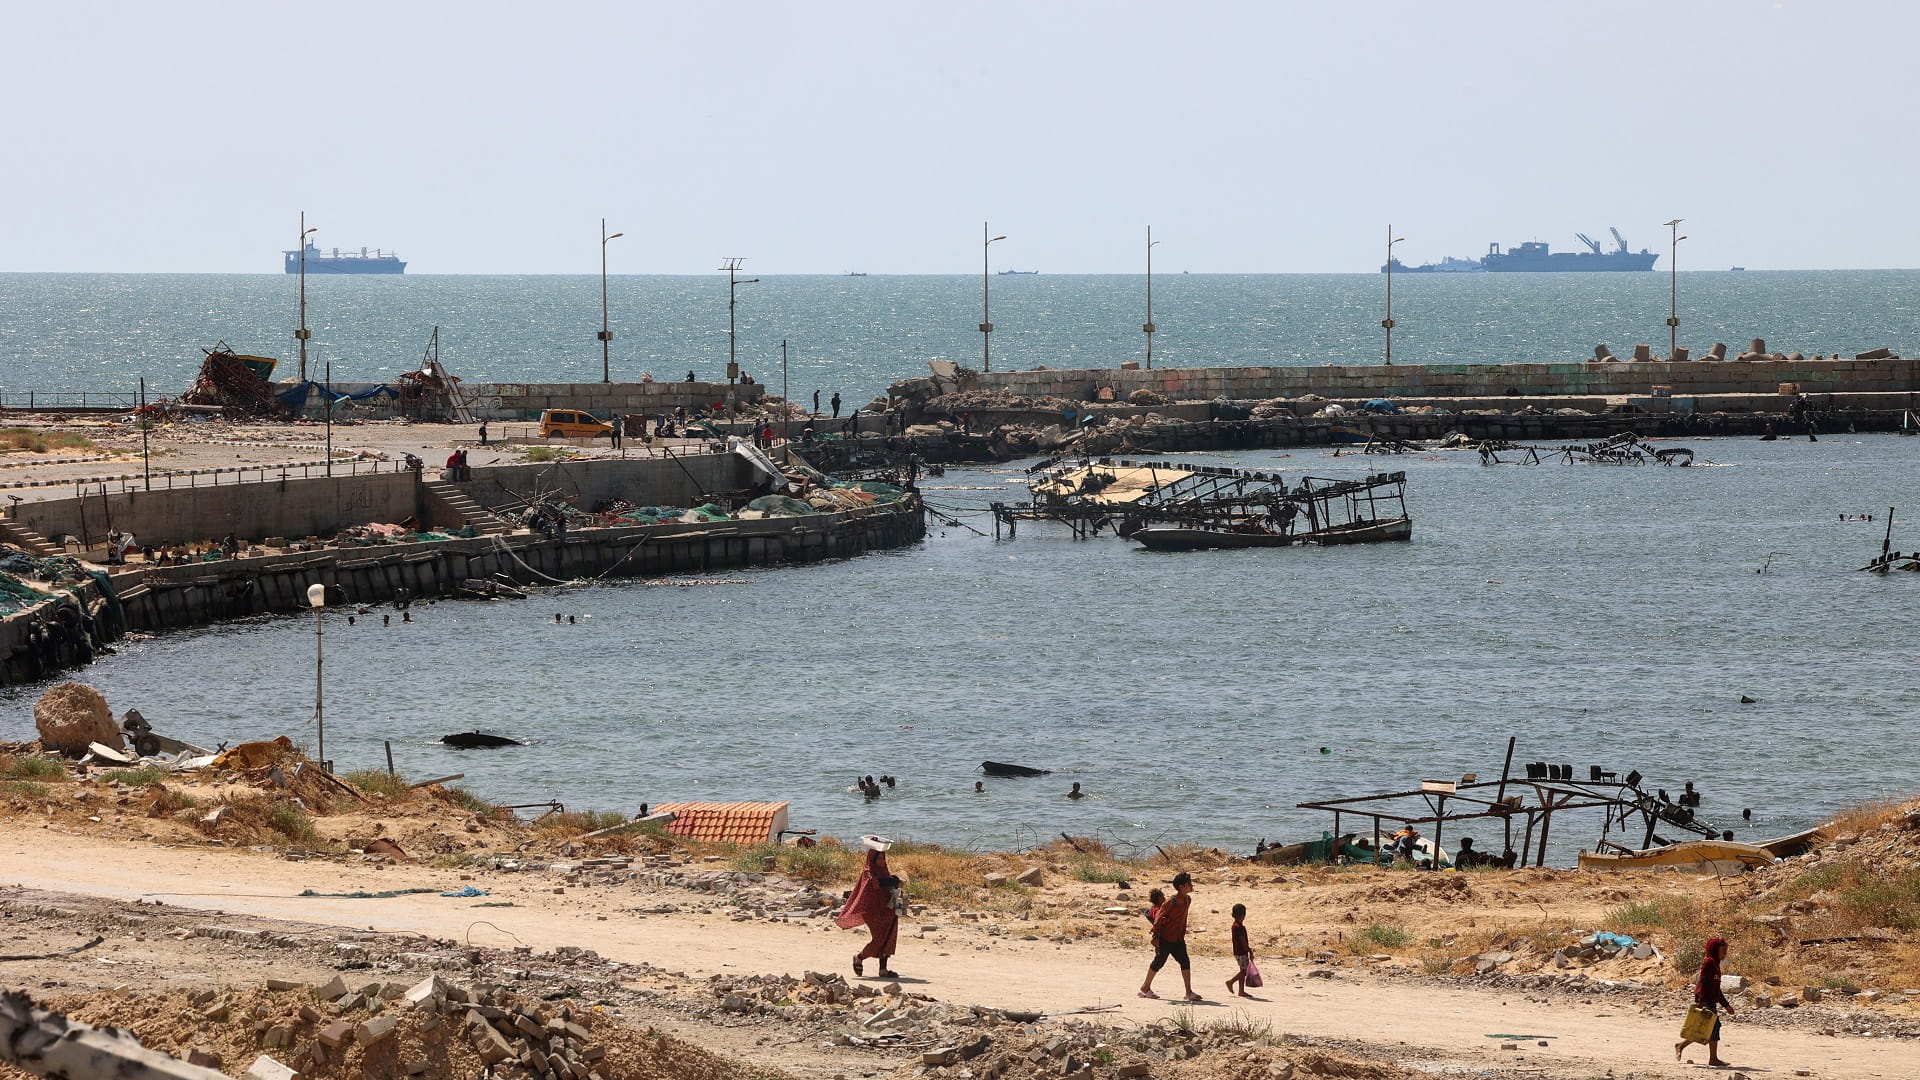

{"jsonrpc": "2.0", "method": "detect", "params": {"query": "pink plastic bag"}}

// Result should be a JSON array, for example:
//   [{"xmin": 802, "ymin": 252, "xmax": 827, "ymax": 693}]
[{"xmin": 1244, "ymin": 959, "xmax": 1263, "ymax": 988}]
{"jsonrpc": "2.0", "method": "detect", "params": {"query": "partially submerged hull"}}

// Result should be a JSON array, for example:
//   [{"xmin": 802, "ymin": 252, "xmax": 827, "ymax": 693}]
[
  {"xmin": 1578, "ymin": 840, "xmax": 1774, "ymax": 873},
  {"xmin": 1133, "ymin": 516, "xmax": 1412, "ymax": 551}
]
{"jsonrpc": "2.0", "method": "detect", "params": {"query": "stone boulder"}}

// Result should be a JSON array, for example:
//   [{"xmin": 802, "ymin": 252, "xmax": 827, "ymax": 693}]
[
  {"xmin": 34, "ymin": 682, "xmax": 123, "ymax": 756},
  {"xmin": 1127, "ymin": 389, "xmax": 1166, "ymax": 406}
]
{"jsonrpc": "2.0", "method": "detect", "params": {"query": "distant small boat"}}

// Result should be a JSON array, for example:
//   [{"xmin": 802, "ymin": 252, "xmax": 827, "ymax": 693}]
[
  {"xmin": 441, "ymin": 731, "xmax": 525, "ymax": 749},
  {"xmin": 981, "ymin": 760, "xmax": 1050, "ymax": 777},
  {"xmin": 996, "ymin": 269, "xmax": 1038, "ymax": 276},
  {"xmin": 1730, "ymin": 266, "xmax": 1746, "ymax": 272},
  {"xmin": 845, "ymin": 271, "xmax": 868, "ymax": 277}
]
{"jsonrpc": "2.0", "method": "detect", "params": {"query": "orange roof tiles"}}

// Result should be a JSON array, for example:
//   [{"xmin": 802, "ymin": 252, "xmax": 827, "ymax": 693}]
[{"xmin": 652, "ymin": 801, "xmax": 790, "ymax": 845}]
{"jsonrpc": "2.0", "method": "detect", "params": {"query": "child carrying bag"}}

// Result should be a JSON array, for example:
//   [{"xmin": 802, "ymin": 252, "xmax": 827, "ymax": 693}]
[{"xmin": 1243, "ymin": 960, "xmax": 1264, "ymax": 989}]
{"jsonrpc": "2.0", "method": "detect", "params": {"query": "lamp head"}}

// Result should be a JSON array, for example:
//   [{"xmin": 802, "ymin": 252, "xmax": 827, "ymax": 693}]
[
  {"xmin": 989, "ymin": 235, "xmax": 1007, "ymax": 243},
  {"xmin": 607, "ymin": 232, "xmax": 624, "ymax": 241},
  {"xmin": 306, "ymin": 583, "xmax": 327, "ymax": 608}
]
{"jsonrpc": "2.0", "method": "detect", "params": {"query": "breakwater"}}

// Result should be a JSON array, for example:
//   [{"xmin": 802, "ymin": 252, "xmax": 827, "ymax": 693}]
[
  {"xmin": 0, "ymin": 451, "xmax": 924, "ymax": 687},
  {"xmin": 968, "ymin": 355, "xmax": 1920, "ymax": 402}
]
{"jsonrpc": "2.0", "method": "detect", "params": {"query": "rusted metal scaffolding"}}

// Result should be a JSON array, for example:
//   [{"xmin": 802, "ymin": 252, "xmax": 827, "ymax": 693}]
[{"xmin": 1295, "ymin": 737, "xmax": 1719, "ymax": 868}]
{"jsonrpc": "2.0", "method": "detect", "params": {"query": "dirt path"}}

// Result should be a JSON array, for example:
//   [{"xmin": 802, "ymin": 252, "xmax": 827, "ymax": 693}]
[{"xmin": 1, "ymin": 825, "xmax": 1910, "ymax": 1079}]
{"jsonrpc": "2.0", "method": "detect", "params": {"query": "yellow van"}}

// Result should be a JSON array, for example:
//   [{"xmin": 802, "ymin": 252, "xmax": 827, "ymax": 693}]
[{"xmin": 538, "ymin": 409, "xmax": 614, "ymax": 438}]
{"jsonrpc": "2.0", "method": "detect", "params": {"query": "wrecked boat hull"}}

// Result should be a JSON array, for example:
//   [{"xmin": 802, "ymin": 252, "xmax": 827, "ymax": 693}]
[{"xmin": 1577, "ymin": 840, "xmax": 1774, "ymax": 872}]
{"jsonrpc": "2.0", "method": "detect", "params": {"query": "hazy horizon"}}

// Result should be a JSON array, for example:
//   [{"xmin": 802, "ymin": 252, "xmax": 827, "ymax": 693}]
[{"xmin": 5, "ymin": 1, "xmax": 1913, "ymax": 275}]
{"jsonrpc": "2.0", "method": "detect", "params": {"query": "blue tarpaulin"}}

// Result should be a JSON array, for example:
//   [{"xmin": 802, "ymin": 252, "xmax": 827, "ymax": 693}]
[{"xmin": 276, "ymin": 382, "xmax": 400, "ymax": 410}]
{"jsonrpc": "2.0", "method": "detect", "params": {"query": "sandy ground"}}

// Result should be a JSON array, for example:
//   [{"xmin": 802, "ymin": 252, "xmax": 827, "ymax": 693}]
[{"xmin": 1, "ymin": 823, "xmax": 1912, "ymax": 1080}]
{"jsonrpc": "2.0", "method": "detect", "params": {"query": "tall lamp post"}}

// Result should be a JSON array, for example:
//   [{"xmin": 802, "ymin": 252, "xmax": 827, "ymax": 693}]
[
  {"xmin": 1144, "ymin": 226, "xmax": 1161, "ymax": 369},
  {"xmin": 306, "ymin": 582, "xmax": 328, "ymax": 771},
  {"xmin": 599, "ymin": 219, "xmax": 624, "ymax": 383},
  {"xmin": 720, "ymin": 258, "xmax": 758, "ymax": 385},
  {"xmin": 981, "ymin": 223, "xmax": 1007, "ymax": 372},
  {"xmin": 1664, "ymin": 218, "xmax": 1686, "ymax": 358},
  {"xmin": 295, "ymin": 213, "xmax": 317, "ymax": 381},
  {"xmin": 1383, "ymin": 226, "xmax": 1405, "ymax": 365}
]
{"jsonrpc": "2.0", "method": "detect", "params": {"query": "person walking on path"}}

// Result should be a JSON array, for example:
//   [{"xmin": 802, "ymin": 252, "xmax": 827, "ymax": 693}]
[
  {"xmin": 1675, "ymin": 935, "xmax": 1736, "ymax": 1067},
  {"xmin": 1139, "ymin": 871, "xmax": 1200, "ymax": 1001},
  {"xmin": 813, "ymin": 389, "xmax": 821, "ymax": 414},
  {"xmin": 831, "ymin": 392, "xmax": 842, "ymax": 418},
  {"xmin": 1225, "ymin": 902, "xmax": 1255, "ymax": 997},
  {"xmin": 478, "ymin": 421, "xmax": 489, "ymax": 447},
  {"xmin": 838, "ymin": 835, "xmax": 902, "ymax": 978}
]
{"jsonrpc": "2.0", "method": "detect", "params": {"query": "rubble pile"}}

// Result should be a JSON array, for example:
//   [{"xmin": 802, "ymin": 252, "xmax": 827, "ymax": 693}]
[
  {"xmin": 19, "ymin": 972, "xmax": 761, "ymax": 1080},
  {"xmin": 921, "ymin": 389, "xmax": 1085, "ymax": 415}
]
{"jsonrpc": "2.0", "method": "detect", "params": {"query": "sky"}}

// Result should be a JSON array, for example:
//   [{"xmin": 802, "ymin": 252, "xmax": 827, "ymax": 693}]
[{"xmin": 3, "ymin": 1, "xmax": 1915, "ymax": 274}]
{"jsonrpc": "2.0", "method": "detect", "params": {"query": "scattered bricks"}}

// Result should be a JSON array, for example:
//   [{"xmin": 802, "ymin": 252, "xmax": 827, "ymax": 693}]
[
  {"xmin": 265, "ymin": 979, "xmax": 304, "ymax": 992},
  {"xmin": 245, "ymin": 1055, "xmax": 303, "ymax": 1080},
  {"xmin": 1500, "ymin": 1043, "xmax": 1518, "ymax": 1051},
  {"xmin": 355, "ymin": 1014, "xmax": 399, "ymax": 1047},
  {"xmin": 298, "ymin": 1006, "xmax": 322, "ymax": 1024},
  {"xmin": 562, "ymin": 1021, "xmax": 592, "ymax": 1042},
  {"xmin": 923, "ymin": 1048, "xmax": 960, "ymax": 1067},
  {"xmin": 312, "ymin": 975, "xmax": 348, "ymax": 1001},
  {"xmin": 316, "ymin": 1019, "xmax": 354, "ymax": 1049},
  {"xmin": 204, "ymin": 1002, "xmax": 231, "ymax": 1023},
  {"xmin": 188, "ymin": 1046, "xmax": 223, "ymax": 1069},
  {"xmin": 1116, "ymin": 1065, "xmax": 1151, "ymax": 1079},
  {"xmin": 580, "ymin": 1045, "xmax": 606, "ymax": 1062},
  {"xmin": 1064, "ymin": 1067, "xmax": 1093, "ymax": 1080},
  {"xmin": 359, "ymin": 982, "xmax": 384, "ymax": 999},
  {"xmin": 529, "ymin": 1047, "xmax": 551, "ymax": 1075},
  {"xmin": 189, "ymin": 989, "xmax": 218, "ymax": 1007},
  {"xmin": 472, "ymin": 1020, "xmax": 516, "ymax": 1064},
  {"xmin": 262, "ymin": 1026, "xmax": 293, "ymax": 1050},
  {"xmin": 380, "ymin": 982, "xmax": 408, "ymax": 1000},
  {"xmin": 403, "ymin": 976, "xmax": 445, "ymax": 1006},
  {"xmin": 1800, "ymin": 986, "xmax": 1823, "ymax": 1003},
  {"xmin": 545, "ymin": 1017, "xmax": 569, "ymax": 1036},
  {"xmin": 514, "ymin": 1011, "xmax": 548, "ymax": 1038},
  {"xmin": 959, "ymin": 1034, "xmax": 993, "ymax": 1060},
  {"xmin": 335, "ymin": 994, "xmax": 363, "ymax": 1012},
  {"xmin": 1014, "ymin": 866, "xmax": 1044, "ymax": 886},
  {"xmin": 404, "ymin": 1057, "xmax": 430, "ymax": 1075},
  {"xmin": 984, "ymin": 873, "xmax": 1009, "ymax": 886}
]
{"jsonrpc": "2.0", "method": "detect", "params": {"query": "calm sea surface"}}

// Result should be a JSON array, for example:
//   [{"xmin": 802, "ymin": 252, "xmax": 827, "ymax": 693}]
[{"xmin": 0, "ymin": 273, "xmax": 1916, "ymax": 860}]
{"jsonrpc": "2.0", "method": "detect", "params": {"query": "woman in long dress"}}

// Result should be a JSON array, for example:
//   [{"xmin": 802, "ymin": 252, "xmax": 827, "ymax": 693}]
[{"xmin": 837, "ymin": 835, "xmax": 900, "ymax": 977}]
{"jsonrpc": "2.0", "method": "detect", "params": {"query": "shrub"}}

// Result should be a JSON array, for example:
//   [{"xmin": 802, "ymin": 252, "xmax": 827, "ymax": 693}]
[
  {"xmin": 146, "ymin": 786, "xmax": 198, "ymax": 816},
  {"xmin": 266, "ymin": 804, "xmax": 317, "ymax": 844},
  {"xmin": 4, "ymin": 756, "xmax": 64, "ymax": 780},
  {"xmin": 443, "ymin": 786, "xmax": 497, "ymax": 816},
  {"xmin": 525, "ymin": 446, "xmax": 559, "ymax": 462},
  {"xmin": 103, "ymin": 766, "xmax": 168, "ymax": 786},
  {"xmin": 534, "ymin": 810, "xmax": 629, "ymax": 835},
  {"xmin": 1352, "ymin": 923, "xmax": 1412, "ymax": 951},
  {"xmin": 784, "ymin": 844, "xmax": 857, "ymax": 883},
  {"xmin": 1066, "ymin": 854, "xmax": 1130, "ymax": 884},
  {"xmin": 341, "ymin": 768, "xmax": 410, "ymax": 798},
  {"xmin": 4, "ymin": 780, "xmax": 50, "ymax": 799},
  {"xmin": 730, "ymin": 843, "xmax": 784, "ymax": 872}
]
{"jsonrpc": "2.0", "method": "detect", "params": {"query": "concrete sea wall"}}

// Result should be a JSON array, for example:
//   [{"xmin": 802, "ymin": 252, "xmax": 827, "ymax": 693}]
[{"xmin": 976, "ymin": 357, "xmax": 1920, "ymax": 402}]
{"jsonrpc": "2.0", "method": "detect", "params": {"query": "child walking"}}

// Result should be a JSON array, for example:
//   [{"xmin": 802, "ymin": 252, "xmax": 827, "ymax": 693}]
[
  {"xmin": 1225, "ymin": 903, "xmax": 1254, "ymax": 997},
  {"xmin": 1139, "ymin": 872, "xmax": 1201, "ymax": 1001}
]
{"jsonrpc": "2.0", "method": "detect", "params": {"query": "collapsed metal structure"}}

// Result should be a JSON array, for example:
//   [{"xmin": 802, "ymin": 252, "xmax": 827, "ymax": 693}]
[
  {"xmin": 1478, "ymin": 431, "xmax": 1695, "ymax": 466},
  {"xmin": 1294, "ymin": 737, "xmax": 1722, "ymax": 868},
  {"xmin": 989, "ymin": 456, "xmax": 1407, "ymax": 541}
]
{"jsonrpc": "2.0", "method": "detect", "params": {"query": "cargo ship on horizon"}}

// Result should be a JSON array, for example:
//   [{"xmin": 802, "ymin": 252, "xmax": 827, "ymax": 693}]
[
  {"xmin": 283, "ymin": 241, "xmax": 406, "ymax": 274},
  {"xmin": 1384, "ymin": 227, "xmax": 1657, "ymax": 273}
]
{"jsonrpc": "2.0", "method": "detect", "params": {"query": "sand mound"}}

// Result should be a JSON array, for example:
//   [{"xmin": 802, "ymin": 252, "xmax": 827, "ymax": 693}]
[{"xmin": 32, "ymin": 682, "xmax": 121, "ymax": 756}]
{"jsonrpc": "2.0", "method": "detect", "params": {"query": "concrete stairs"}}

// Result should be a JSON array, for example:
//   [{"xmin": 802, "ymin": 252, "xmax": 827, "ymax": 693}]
[
  {"xmin": 0, "ymin": 519, "xmax": 66, "ymax": 557},
  {"xmin": 423, "ymin": 481, "xmax": 510, "ymax": 536}
]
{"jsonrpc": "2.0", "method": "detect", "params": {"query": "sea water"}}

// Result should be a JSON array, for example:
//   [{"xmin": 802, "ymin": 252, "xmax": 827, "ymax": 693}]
[
  {"xmin": 0, "ymin": 272, "xmax": 1916, "ymax": 859},
  {"xmin": 0, "ymin": 436, "xmax": 1913, "ymax": 860}
]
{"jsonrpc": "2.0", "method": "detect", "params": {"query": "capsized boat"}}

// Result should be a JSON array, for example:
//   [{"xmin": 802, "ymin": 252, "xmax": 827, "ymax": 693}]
[
  {"xmin": 1133, "ymin": 471, "xmax": 1413, "ymax": 551},
  {"xmin": 442, "ymin": 731, "xmax": 526, "ymax": 749},
  {"xmin": 980, "ymin": 760, "xmax": 1051, "ymax": 777},
  {"xmin": 1577, "ymin": 840, "xmax": 1774, "ymax": 873}
]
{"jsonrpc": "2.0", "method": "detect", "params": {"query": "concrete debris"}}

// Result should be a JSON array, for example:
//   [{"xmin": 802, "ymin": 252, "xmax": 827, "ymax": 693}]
[{"xmin": 33, "ymin": 682, "xmax": 123, "ymax": 756}]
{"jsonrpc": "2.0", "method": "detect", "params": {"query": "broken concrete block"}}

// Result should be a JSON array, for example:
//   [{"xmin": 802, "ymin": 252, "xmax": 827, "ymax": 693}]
[
  {"xmin": 1115, "ymin": 1065, "xmax": 1151, "ymax": 1079},
  {"xmin": 356, "ymin": 1014, "xmax": 399, "ymax": 1047},
  {"xmin": 311, "ymin": 975, "xmax": 347, "ymax": 1001},
  {"xmin": 264, "ymin": 978, "xmax": 303, "ymax": 992},
  {"xmin": 983, "ymin": 873, "xmax": 1008, "ymax": 886},
  {"xmin": 245, "ymin": 1055, "xmax": 302, "ymax": 1080},
  {"xmin": 187, "ymin": 1047, "xmax": 223, "ymax": 1069},
  {"xmin": 922, "ymin": 1048, "xmax": 959, "ymax": 1067},
  {"xmin": 316, "ymin": 1019, "xmax": 353, "ymax": 1049},
  {"xmin": 1014, "ymin": 866, "xmax": 1044, "ymax": 886},
  {"xmin": 472, "ymin": 1021, "xmax": 516, "ymax": 1064},
  {"xmin": 262, "ymin": 1026, "xmax": 293, "ymax": 1050},
  {"xmin": 403, "ymin": 1057, "xmax": 430, "ymax": 1075}
]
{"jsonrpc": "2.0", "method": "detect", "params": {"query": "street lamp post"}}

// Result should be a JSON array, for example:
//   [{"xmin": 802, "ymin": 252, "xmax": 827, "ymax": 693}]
[
  {"xmin": 780, "ymin": 339, "xmax": 789, "ymax": 442},
  {"xmin": 1144, "ymin": 226, "xmax": 1161, "ymax": 369},
  {"xmin": 295, "ymin": 213, "xmax": 317, "ymax": 381},
  {"xmin": 1664, "ymin": 218, "xmax": 1686, "ymax": 358},
  {"xmin": 324, "ymin": 361, "xmax": 333, "ymax": 477},
  {"xmin": 720, "ymin": 258, "xmax": 758, "ymax": 386},
  {"xmin": 981, "ymin": 223, "xmax": 1007, "ymax": 372},
  {"xmin": 139, "ymin": 377, "xmax": 150, "ymax": 491},
  {"xmin": 1384, "ymin": 226, "xmax": 1405, "ymax": 365},
  {"xmin": 600, "ymin": 219, "xmax": 624, "ymax": 383},
  {"xmin": 306, "ymin": 582, "xmax": 328, "ymax": 771}
]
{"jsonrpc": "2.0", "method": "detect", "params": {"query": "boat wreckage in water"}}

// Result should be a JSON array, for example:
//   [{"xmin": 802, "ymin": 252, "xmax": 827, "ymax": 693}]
[
  {"xmin": 989, "ymin": 456, "xmax": 1412, "ymax": 550},
  {"xmin": 1477, "ymin": 431, "xmax": 1696, "ymax": 466},
  {"xmin": 442, "ymin": 731, "xmax": 526, "ymax": 749}
]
